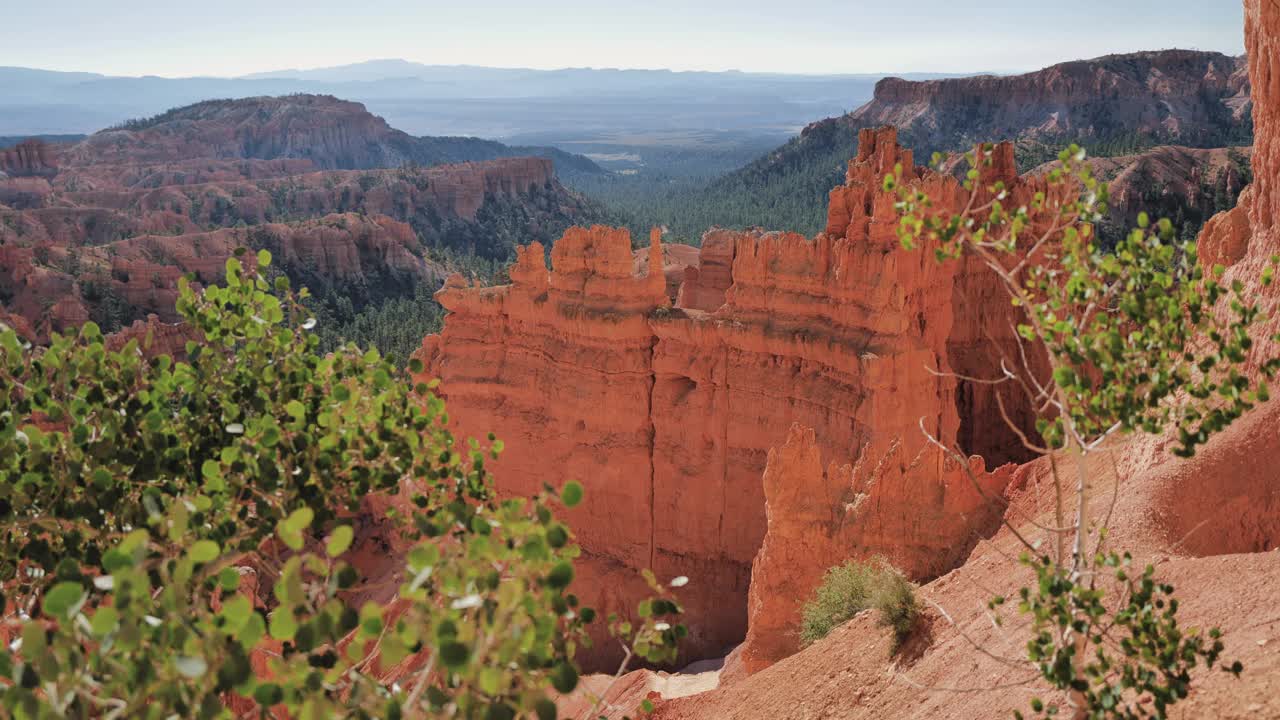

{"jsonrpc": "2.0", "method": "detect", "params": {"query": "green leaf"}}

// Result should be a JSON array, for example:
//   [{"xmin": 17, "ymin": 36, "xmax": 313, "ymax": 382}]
[
  {"xmin": 547, "ymin": 562, "xmax": 574, "ymax": 590},
  {"xmin": 220, "ymin": 594, "xmax": 253, "ymax": 633},
  {"xmin": 218, "ymin": 567, "xmax": 242, "ymax": 592},
  {"xmin": 90, "ymin": 606, "xmax": 120, "ymax": 637},
  {"xmin": 478, "ymin": 667, "xmax": 502, "ymax": 695},
  {"xmin": 254, "ymin": 683, "xmax": 284, "ymax": 706},
  {"xmin": 269, "ymin": 609, "xmax": 298, "ymax": 641},
  {"xmin": 326, "ymin": 525, "xmax": 354, "ymax": 558},
  {"xmin": 284, "ymin": 507, "xmax": 314, "ymax": 533},
  {"xmin": 408, "ymin": 543, "xmax": 440, "ymax": 572},
  {"xmin": 561, "ymin": 481, "xmax": 584, "ymax": 508},
  {"xmin": 257, "ymin": 249, "xmax": 272, "ymax": 268},
  {"xmin": 188, "ymin": 540, "xmax": 221, "ymax": 564},
  {"xmin": 550, "ymin": 661, "xmax": 579, "ymax": 693},
  {"xmin": 439, "ymin": 641, "xmax": 471, "ymax": 670},
  {"xmin": 42, "ymin": 581, "xmax": 87, "ymax": 619}
]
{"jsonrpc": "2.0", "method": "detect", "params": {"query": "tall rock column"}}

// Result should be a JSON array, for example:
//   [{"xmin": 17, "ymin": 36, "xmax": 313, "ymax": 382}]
[{"xmin": 1245, "ymin": 0, "xmax": 1279, "ymax": 229}]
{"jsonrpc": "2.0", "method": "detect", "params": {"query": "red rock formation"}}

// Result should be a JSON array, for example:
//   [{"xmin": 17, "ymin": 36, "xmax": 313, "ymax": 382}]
[
  {"xmin": 0, "ymin": 94, "xmax": 600, "ymax": 340},
  {"xmin": 0, "ymin": 150, "xmax": 577, "ymax": 337},
  {"xmin": 1199, "ymin": 186, "xmax": 1255, "ymax": 268},
  {"xmin": 673, "ymin": 230, "xmax": 734, "ymax": 312},
  {"xmin": 0, "ymin": 140, "xmax": 58, "ymax": 178},
  {"xmin": 633, "ymin": 229, "xmax": 700, "ymax": 301},
  {"xmin": 0, "ymin": 213, "xmax": 440, "ymax": 338},
  {"xmin": 1246, "ymin": 0, "xmax": 1279, "ymax": 231},
  {"xmin": 739, "ymin": 425, "xmax": 1014, "ymax": 672},
  {"xmin": 1, "ymin": 156, "xmax": 559, "ymax": 247},
  {"xmin": 1149, "ymin": 0, "xmax": 1280, "ymax": 559},
  {"xmin": 105, "ymin": 314, "xmax": 198, "ymax": 358},
  {"xmin": 0, "ymin": 307, "xmax": 35, "ymax": 342},
  {"xmin": 416, "ymin": 127, "xmax": 1057, "ymax": 668}
]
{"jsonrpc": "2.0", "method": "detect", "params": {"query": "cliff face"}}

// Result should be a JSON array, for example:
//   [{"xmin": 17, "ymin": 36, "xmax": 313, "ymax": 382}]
[
  {"xmin": 0, "ymin": 139, "xmax": 58, "ymax": 178},
  {"xmin": 739, "ymin": 425, "xmax": 1016, "ymax": 672},
  {"xmin": 416, "ymin": 128, "xmax": 1058, "ymax": 667},
  {"xmin": 1029, "ymin": 144, "xmax": 1253, "ymax": 241},
  {"xmin": 0, "ymin": 213, "xmax": 440, "ymax": 334},
  {"xmin": 1246, "ymin": 0, "xmax": 1279, "ymax": 230},
  {"xmin": 856, "ymin": 50, "xmax": 1250, "ymax": 151},
  {"xmin": 643, "ymin": 7, "xmax": 1280, "ymax": 715}
]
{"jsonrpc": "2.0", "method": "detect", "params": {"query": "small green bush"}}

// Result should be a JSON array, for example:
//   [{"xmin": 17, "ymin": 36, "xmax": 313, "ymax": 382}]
[{"xmin": 799, "ymin": 559, "xmax": 919, "ymax": 649}]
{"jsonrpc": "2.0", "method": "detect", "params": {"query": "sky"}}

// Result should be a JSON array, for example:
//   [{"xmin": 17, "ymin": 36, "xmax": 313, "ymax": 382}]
[{"xmin": 1, "ymin": 0, "xmax": 1247, "ymax": 77}]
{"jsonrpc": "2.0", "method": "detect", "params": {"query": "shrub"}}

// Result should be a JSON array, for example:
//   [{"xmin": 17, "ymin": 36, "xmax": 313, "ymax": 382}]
[
  {"xmin": 799, "ymin": 559, "xmax": 919, "ymax": 649},
  {"xmin": 0, "ymin": 250, "xmax": 684, "ymax": 718}
]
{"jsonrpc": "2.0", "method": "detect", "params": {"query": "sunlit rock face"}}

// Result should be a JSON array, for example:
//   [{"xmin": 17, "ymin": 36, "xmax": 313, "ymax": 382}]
[{"xmin": 415, "ymin": 127, "xmax": 1069, "ymax": 667}]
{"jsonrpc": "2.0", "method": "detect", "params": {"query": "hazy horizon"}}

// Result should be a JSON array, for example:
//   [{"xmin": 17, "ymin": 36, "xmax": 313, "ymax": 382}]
[{"xmin": 2, "ymin": 0, "xmax": 1246, "ymax": 78}]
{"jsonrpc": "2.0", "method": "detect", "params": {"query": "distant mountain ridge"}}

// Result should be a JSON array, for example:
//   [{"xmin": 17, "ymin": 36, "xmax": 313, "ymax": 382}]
[
  {"xmin": 0, "ymin": 63, "xmax": 969, "ymax": 139},
  {"xmin": 851, "ymin": 49, "xmax": 1249, "ymax": 161},
  {"xmin": 58, "ymin": 94, "xmax": 604, "ymax": 180}
]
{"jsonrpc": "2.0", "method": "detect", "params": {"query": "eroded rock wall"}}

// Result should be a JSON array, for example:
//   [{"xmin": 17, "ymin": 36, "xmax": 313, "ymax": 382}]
[
  {"xmin": 417, "ymin": 128, "xmax": 1058, "ymax": 666},
  {"xmin": 0, "ymin": 140, "xmax": 58, "ymax": 178}
]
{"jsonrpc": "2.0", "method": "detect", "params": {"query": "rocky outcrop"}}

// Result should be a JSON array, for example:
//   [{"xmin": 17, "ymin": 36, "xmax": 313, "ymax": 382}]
[
  {"xmin": 0, "ymin": 157, "xmax": 573, "ymax": 262},
  {"xmin": 0, "ymin": 139, "xmax": 58, "ymax": 178},
  {"xmin": 856, "ymin": 50, "xmax": 1251, "ymax": 151},
  {"xmin": 0, "ymin": 213, "xmax": 442, "ymax": 338},
  {"xmin": 1030, "ymin": 144, "xmax": 1253, "ymax": 239},
  {"xmin": 1246, "ymin": 0, "xmax": 1279, "ymax": 230},
  {"xmin": 739, "ymin": 425, "xmax": 1015, "ymax": 673},
  {"xmin": 416, "ymin": 127, "xmax": 1056, "ymax": 668},
  {"xmin": 1152, "ymin": 0, "xmax": 1280, "ymax": 559},
  {"xmin": 633, "ymin": 230, "xmax": 700, "ymax": 301}
]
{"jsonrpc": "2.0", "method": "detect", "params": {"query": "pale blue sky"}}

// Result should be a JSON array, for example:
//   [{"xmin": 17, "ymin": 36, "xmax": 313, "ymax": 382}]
[{"xmin": 2, "ymin": 0, "xmax": 1247, "ymax": 77}]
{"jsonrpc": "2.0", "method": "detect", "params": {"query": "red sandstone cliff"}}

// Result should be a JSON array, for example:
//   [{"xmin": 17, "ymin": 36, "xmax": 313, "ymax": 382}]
[
  {"xmin": 415, "ymin": 127, "xmax": 1060, "ymax": 668},
  {"xmin": 568, "ymin": 4, "xmax": 1280, "ymax": 716}
]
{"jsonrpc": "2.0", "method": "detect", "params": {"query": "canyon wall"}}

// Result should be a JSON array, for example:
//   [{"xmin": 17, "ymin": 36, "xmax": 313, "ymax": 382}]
[
  {"xmin": 1149, "ymin": 0, "xmax": 1280, "ymax": 559},
  {"xmin": 0, "ymin": 107, "xmax": 580, "ymax": 339},
  {"xmin": 857, "ymin": 50, "xmax": 1250, "ymax": 150},
  {"xmin": 416, "ymin": 128, "xmax": 1055, "ymax": 667}
]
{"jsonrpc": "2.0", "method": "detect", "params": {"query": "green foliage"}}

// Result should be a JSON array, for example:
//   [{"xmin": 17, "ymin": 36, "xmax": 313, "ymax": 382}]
[
  {"xmin": 1007, "ymin": 551, "xmax": 1239, "ymax": 720},
  {"xmin": 889, "ymin": 144, "xmax": 1262, "ymax": 718},
  {"xmin": 0, "ymin": 251, "xmax": 684, "ymax": 718},
  {"xmin": 799, "ymin": 559, "xmax": 919, "ymax": 649}
]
